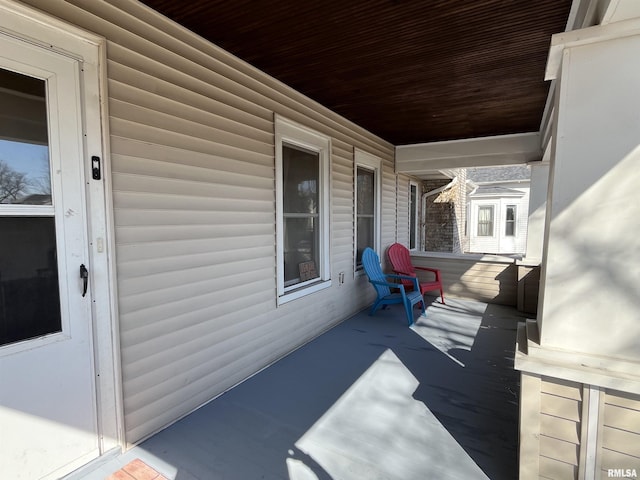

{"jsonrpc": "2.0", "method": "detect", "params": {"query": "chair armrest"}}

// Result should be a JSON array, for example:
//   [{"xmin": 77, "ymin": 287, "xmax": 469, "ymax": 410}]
[
  {"xmin": 414, "ymin": 266, "xmax": 442, "ymax": 281},
  {"xmin": 385, "ymin": 274, "xmax": 420, "ymax": 291},
  {"xmin": 370, "ymin": 279, "xmax": 406, "ymax": 293},
  {"xmin": 392, "ymin": 268, "xmax": 413, "ymax": 276},
  {"xmin": 414, "ymin": 266, "xmax": 440, "ymax": 273}
]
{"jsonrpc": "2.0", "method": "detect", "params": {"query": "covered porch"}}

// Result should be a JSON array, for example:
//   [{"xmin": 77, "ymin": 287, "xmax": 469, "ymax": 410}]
[
  {"xmin": 2, "ymin": 1, "xmax": 640, "ymax": 478},
  {"xmin": 82, "ymin": 297, "xmax": 524, "ymax": 480}
]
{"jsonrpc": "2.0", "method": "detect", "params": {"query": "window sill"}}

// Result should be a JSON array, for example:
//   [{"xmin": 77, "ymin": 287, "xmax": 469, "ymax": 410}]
[{"xmin": 277, "ymin": 279, "xmax": 332, "ymax": 305}]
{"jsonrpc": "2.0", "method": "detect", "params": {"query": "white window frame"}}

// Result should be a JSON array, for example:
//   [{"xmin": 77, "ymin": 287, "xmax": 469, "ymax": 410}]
[
  {"xmin": 354, "ymin": 149, "xmax": 381, "ymax": 272},
  {"xmin": 409, "ymin": 180, "xmax": 419, "ymax": 250},
  {"xmin": 505, "ymin": 204, "xmax": 517, "ymax": 237},
  {"xmin": 465, "ymin": 202, "xmax": 470, "ymax": 237},
  {"xmin": 477, "ymin": 204, "xmax": 495, "ymax": 237},
  {"xmin": 275, "ymin": 115, "xmax": 331, "ymax": 304}
]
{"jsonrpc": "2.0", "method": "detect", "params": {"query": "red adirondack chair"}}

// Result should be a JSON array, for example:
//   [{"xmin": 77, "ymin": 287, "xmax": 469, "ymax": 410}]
[{"xmin": 387, "ymin": 243, "xmax": 445, "ymax": 304}]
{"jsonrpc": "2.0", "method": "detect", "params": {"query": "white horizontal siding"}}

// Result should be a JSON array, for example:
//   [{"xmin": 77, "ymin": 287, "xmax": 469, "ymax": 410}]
[
  {"xmin": 332, "ymin": 146, "xmax": 355, "ymax": 274},
  {"xmin": 108, "ymin": 79, "xmax": 272, "ymax": 141},
  {"xmin": 410, "ymin": 254, "xmax": 518, "ymax": 305},
  {"xmin": 381, "ymin": 159, "xmax": 397, "ymax": 270},
  {"xmin": 538, "ymin": 377, "xmax": 583, "ymax": 480},
  {"xmin": 21, "ymin": 0, "xmax": 396, "ymax": 444},
  {"xmin": 107, "ymin": 50, "xmax": 272, "ymax": 126},
  {"xmin": 600, "ymin": 389, "xmax": 640, "ymax": 474}
]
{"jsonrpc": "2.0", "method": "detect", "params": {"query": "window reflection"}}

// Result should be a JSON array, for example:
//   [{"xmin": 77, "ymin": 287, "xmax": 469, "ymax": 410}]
[{"xmin": 0, "ymin": 69, "xmax": 51, "ymax": 205}]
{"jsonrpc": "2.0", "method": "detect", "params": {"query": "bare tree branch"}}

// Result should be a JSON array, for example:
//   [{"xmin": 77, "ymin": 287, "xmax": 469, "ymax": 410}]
[{"xmin": 0, "ymin": 159, "xmax": 29, "ymax": 203}]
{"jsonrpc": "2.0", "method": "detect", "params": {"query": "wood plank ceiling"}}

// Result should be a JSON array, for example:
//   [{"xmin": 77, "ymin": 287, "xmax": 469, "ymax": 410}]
[{"xmin": 139, "ymin": 0, "xmax": 573, "ymax": 145}]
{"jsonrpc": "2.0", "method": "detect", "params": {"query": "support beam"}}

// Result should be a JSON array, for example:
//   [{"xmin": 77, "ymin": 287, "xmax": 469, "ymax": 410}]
[{"xmin": 395, "ymin": 132, "xmax": 541, "ymax": 178}]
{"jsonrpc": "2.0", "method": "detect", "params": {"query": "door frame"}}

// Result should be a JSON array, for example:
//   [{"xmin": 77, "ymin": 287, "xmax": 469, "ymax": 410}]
[{"xmin": 0, "ymin": 0, "xmax": 123, "ymax": 460}]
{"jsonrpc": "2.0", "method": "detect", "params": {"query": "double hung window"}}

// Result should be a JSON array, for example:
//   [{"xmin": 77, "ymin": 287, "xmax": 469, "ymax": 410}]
[
  {"xmin": 505, "ymin": 205, "xmax": 516, "ymax": 236},
  {"xmin": 354, "ymin": 149, "xmax": 381, "ymax": 270},
  {"xmin": 275, "ymin": 117, "xmax": 330, "ymax": 303},
  {"xmin": 477, "ymin": 205, "xmax": 495, "ymax": 236}
]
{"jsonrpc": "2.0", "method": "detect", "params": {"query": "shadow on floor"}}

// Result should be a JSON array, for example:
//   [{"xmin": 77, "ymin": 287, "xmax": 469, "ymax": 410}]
[{"xmin": 133, "ymin": 296, "xmax": 524, "ymax": 480}]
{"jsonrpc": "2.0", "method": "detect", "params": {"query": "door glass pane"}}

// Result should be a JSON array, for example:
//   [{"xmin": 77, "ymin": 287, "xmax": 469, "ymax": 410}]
[
  {"xmin": 0, "ymin": 69, "xmax": 51, "ymax": 205},
  {"xmin": 0, "ymin": 217, "xmax": 61, "ymax": 346},
  {"xmin": 0, "ymin": 69, "xmax": 60, "ymax": 347}
]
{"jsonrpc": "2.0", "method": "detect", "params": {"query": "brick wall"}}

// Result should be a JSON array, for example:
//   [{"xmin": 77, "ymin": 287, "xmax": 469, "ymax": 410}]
[
  {"xmin": 423, "ymin": 179, "xmax": 454, "ymax": 252},
  {"xmin": 453, "ymin": 168, "xmax": 468, "ymax": 254},
  {"xmin": 422, "ymin": 172, "xmax": 467, "ymax": 253}
]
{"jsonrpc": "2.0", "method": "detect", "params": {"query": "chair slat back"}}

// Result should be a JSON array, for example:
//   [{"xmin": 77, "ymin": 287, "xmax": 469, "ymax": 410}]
[
  {"xmin": 362, "ymin": 248, "xmax": 391, "ymax": 298},
  {"xmin": 388, "ymin": 243, "xmax": 416, "ymax": 276}
]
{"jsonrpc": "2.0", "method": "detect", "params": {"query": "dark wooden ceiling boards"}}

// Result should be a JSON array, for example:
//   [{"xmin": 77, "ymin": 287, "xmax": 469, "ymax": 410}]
[{"xmin": 139, "ymin": 0, "xmax": 572, "ymax": 145}]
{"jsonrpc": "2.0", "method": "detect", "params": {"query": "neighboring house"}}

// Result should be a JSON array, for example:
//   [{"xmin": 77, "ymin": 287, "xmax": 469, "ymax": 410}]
[
  {"xmin": 466, "ymin": 166, "xmax": 530, "ymax": 255},
  {"xmin": 420, "ymin": 165, "xmax": 530, "ymax": 256}
]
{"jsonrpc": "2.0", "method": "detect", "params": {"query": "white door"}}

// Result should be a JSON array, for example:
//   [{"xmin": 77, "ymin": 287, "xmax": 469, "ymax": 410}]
[{"xmin": 0, "ymin": 33, "xmax": 100, "ymax": 479}]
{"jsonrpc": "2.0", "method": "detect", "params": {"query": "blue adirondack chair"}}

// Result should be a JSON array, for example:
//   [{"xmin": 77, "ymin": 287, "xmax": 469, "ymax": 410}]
[{"xmin": 362, "ymin": 247, "xmax": 425, "ymax": 326}]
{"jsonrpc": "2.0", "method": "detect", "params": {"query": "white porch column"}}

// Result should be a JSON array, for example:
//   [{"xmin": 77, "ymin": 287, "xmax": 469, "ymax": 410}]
[
  {"xmin": 538, "ymin": 19, "xmax": 640, "ymax": 361},
  {"xmin": 516, "ymin": 10, "xmax": 640, "ymax": 480},
  {"xmin": 523, "ymin": 161, "xmax": 549, "ymax": 263},
  {"xmin": 515, "ymin": 160, "xmax": 549, "ymax": 314}
]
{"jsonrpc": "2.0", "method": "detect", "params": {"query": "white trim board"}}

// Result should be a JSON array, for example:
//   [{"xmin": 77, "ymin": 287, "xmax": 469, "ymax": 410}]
[{"xmin": 395, "ymin": 132, "xmax": 542, "ymax": 178}]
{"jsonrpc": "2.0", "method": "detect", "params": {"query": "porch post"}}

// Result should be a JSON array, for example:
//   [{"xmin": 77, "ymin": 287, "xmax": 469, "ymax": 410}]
[
  {"xmin": 523, "ymin": 160, "xmax": 549, "ymax": 264},
  {"xmin": 538, "ymin": 18, "xmax": 640, "ymax": 360},
  {"xmin": 516, "ymin": 11, "xmax": 640, "ymax": 480}
]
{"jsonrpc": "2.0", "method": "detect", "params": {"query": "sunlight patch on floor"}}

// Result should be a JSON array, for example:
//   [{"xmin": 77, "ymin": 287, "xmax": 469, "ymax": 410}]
[
  {"xmin": 286, "ymin": 455, "xmax": 320, "ymax": 480},
  {"xmin": 290, "ymin": 349, "xmax": 489, "ymax": 480},
  {"xmin": 411, "ymin": 300, "xmax": 486, "ymax": 367}
]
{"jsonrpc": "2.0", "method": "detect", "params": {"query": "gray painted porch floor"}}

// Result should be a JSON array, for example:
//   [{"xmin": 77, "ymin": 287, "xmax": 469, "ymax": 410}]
[{"xmin": 84, "ymin": 296, "xmax": 525, "ymax": 480}]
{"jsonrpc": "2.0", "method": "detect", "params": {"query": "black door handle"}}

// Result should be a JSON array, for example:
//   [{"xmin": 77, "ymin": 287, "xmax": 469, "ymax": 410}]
[{"xmin": 80, "ymin": 264, "xmax": 88, "ymax": 297}]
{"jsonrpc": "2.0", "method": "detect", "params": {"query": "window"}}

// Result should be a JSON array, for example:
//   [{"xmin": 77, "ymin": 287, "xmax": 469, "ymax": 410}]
[
  {"xmin": 505, "ymin": 205, "xmax": 516, "ymax": 236},
  {"xmin": 477, "ymin": 205, "xmax": 494, "ymax": 236},
  {"xmin": 465, "ymin": 202, "xmax": 470, "ymax": 236},
  {"xmin": 275, "ymin": 116, "xmax": 331, "ymax": 303},
  {"xmin": 354, "ymin": 149, "xmax": 381, "ymax": 270},
  {"xmin": 409, "ymin": 182, "xmax": 419, "ymax": 250}
]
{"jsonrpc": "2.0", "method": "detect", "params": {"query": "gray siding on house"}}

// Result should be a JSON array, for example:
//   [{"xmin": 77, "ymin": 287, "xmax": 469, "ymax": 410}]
[{"xmin": 23, "ymin": 0, "xmax": 395, "ymax": 443}]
